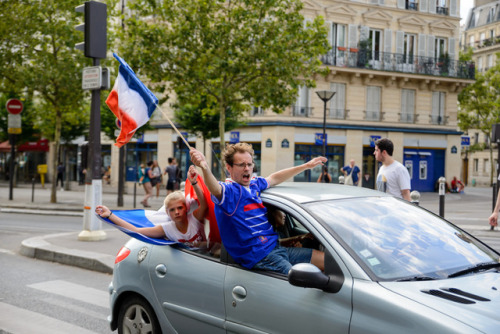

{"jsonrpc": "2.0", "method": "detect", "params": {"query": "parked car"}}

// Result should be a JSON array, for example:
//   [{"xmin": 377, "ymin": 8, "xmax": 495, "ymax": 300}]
[{"xmin": 108, "ymin": 183, "xmax": 500, "ymax": 334}]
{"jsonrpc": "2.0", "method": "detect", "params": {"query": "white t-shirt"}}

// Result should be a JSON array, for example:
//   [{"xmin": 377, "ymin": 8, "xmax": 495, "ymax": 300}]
[
  {"xmin": 161, "ymin": 213, "xmax": 206, "ymax": 247},
  {"xmin": 376, "ymin": 161, "xmax": 411, "ymax": 198}
]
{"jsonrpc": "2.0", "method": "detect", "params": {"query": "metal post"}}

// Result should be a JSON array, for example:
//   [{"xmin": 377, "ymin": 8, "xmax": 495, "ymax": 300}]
[
  {"xmin": 133, "ymin": 182, "xmax": 137, "ymax": 208},
  {"xmin": 410, "ymin": 190, "xmax": 420, "ymax": 206},
  {"xmin": 439, "ymin": 176, "xmax": 446, "ymax": 218},
  {"xmin": 9, "ymin": 133, "xmax": 15, "ymax": 200},
  {"xmin": 31, "ymin": 177, "xmax": 35, "ymax": 202},
  {"xmin": 322, "ymin": 100, "xmax": 327, "ymax": 158},
  {"xmin": 117, "ymin": 145, "xmax": 125, "ymax": 207}
]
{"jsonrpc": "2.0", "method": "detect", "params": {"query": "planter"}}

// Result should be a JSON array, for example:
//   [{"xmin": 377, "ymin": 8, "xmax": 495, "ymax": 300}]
[
  {"xmin": 349, "ymin": 48, "xmax": 359, "ymax": 53},
  {"xmin": 337, "ymin": 47, "xmax": 347, "ymax": 51}
]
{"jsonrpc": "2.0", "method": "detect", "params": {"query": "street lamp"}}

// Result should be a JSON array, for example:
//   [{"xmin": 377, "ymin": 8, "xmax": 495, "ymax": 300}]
[{"xmin": 315, "ymin": 90, "xmax": 336, "ymax": 157}]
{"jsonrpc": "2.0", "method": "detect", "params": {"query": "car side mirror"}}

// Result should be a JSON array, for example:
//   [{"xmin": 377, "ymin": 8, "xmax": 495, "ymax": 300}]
[{"xmin": 288, "ymin": 263, "xmax": 343, "ymax": 293}]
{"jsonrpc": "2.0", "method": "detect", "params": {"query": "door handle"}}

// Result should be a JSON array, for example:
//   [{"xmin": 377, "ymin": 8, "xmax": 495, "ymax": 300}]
[
  {"xmin": 232, "ymin": 285, "xmax": 247, "ymax": 300},
  {"xmin": 155, "ymin": 264, "xmax": 167, "ymax": 277}
]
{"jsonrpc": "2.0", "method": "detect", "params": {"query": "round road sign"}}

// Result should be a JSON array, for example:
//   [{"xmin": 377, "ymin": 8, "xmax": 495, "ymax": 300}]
[{"xmin": 6, "ymin": 99, "xmax": 23, "ymax": 115}]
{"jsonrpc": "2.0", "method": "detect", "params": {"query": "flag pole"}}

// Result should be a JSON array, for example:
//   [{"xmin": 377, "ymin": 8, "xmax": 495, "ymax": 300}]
[{"xmin": 154, "ymin": 103, "xmax": 191, "ymax": 149}]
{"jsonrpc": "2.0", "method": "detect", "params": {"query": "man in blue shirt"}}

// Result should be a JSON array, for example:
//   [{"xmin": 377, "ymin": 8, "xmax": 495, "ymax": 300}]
[
  {"xmin": 190, "ymin": 143, "xmax": 325, "ymax": 274},
  {"xmin": 341, "ymin": 159, "xmax": 361, "ymax": 186}
]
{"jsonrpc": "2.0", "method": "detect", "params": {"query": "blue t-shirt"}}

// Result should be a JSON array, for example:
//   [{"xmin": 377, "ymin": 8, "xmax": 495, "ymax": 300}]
[
  {"xmin": 342, "ymin": 165, "xmax": 360, "ymax": 184},
  {"xmin": 212, "ymin": 177, "xmax": 278, "ymax": 268}
]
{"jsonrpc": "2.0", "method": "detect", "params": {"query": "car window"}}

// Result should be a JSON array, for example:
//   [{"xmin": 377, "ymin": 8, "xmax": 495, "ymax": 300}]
[{"xmin": 306, "ymin": 197, "xmax": 499, "ymax": 281}]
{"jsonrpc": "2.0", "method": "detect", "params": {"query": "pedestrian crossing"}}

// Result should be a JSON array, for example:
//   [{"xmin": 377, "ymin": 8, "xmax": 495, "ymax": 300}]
[{"xmin": 0, "ymin": 280, "xmax": 109, "ymax": 334}]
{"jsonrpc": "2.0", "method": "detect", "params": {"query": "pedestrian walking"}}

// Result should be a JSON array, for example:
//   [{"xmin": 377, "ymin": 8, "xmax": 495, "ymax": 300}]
[
  {"xmin": 341, "ymin": 159, "xmax": 361, "ymax": 186},
  {"xmin": 374, "ymin": 138, "xmax": 411, "ymax": 201}
]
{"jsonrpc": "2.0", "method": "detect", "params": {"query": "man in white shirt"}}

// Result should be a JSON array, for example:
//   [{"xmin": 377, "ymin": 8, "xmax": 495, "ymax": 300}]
[{"xmin": 374, "ymin": 138, "xmax": 411, "ymax": 201}]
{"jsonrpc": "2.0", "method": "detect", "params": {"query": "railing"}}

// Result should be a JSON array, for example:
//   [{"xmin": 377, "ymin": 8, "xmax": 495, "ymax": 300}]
[
  {"xmin": 399, "ymin": 113, "xmax": 416, "ymax": 123},
  {"xmin": 364, "ymin": 110, "xmax": 384, "ymax": 122},
  {"xmin": 292, "ymin": 106, "xmax": 313, "ymax": 117},
  {"xmin": 328, "ymin": 108, "xmax": 349, "ymax": 120},
  {"xmin": 320, "ymin": 49, "xmax": 475, "ymax": 80},
  {"xmin": 406, "ymin": 2, "xmax": 418, "ymax": 10},
  {"xmin": 430, "ymin": 114, "xmax": 448, "ymax": 125},
  {"xmin": 436, "ymin": 6, "xmax": 448, "ymax": 15}
]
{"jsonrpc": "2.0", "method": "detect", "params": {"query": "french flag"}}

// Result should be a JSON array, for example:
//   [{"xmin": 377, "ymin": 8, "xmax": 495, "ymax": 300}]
[{"xmin": 106, "ymin": 53, "xmax": 159, "ymax": 147}]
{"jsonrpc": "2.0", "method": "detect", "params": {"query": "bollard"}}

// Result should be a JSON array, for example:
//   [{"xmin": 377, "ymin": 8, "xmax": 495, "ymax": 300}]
[
  {"xmin": 338, "ymin": 175, "xmax": 345, "ymax": 184},
  {"xmin": 31, "ymin": 177, "xmax": 35, "ymax": 202},
  {"xmin": 410, "ymin": 190, "xmax": 420, "ymax": 206},
  {"xmin": 133, "ymin": 182, "xmax": 137, "ymax": 208},
  {"xmin": 438, "ymin": 176, "xmax": 446, "ymax": 218}
]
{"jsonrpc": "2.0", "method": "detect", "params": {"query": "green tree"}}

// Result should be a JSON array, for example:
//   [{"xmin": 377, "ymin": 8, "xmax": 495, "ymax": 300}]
[
  {"xmin": 117, "ymin": 0, "xmax": 329, "ymax": 179},
  {"xmin": 0, "ymin": 0, "xmax": 118, "ymax": 202},
  {"xmin": 458, "ymin": 64, "xmax": 500, "ymax": 184}
]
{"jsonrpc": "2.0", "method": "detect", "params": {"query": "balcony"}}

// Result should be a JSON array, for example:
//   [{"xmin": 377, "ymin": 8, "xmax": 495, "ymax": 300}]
[
  {"xmin": 364, "ymin": 110, "xmax": 384, "ymax": 122},
  {"xmin": 430, "ymin": 114, "xmax": 448, "ymax": 125},
  {"xmin": 320, "ymin": 49, "xmax": 475, "ymax": 80},
  {"xmin": 436, "ymin": 6, "xmax": 448, "ymax": 15},
  {"xmin": 292, "ymin": 106, "xmax": 313, "ymax": 117},
  {"xmin": 328, "ymin": 108, "xmax": 349, "ymax": 120},
  {"xmin": 406, "ymin": 1, "xmax": 418, "ymax": 10},
  {"xmin": 400, "ymin": 113, "xmax": 415, "ymax": 123}
]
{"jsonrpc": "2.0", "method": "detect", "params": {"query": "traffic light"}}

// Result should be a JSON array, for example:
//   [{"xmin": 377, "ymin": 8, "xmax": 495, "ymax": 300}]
[{"xmin": 75, "ymin": 1, "xmax": 107, "ymax": 59}]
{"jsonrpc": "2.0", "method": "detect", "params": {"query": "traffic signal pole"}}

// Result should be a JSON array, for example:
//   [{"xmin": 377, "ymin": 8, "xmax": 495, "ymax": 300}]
[{"xmin": 76, "ymin": 1, "xmax": 107, "ymax": 241}]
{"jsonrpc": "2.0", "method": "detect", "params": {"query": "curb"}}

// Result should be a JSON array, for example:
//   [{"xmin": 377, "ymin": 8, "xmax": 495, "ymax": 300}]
[
  {"xmin": 1, "ymin": 208, "xmax": 83, "ymax": 216},
  {"xmin": 20, "ymin": 232, "xmax": 114, "ymax": 274}
]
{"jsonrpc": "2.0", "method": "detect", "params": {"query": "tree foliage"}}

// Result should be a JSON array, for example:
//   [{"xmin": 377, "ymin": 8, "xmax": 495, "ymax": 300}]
[
  {"xmin": 117, "ymin": 0, "xmax": 329, "ymax": 178},
  {"xmin": 0, "ymin": 0, "xmax": 117, "ymax": 202},
  {"xmin": 458, "ymin": 62, "xmax": 500, "ymax": 184}
]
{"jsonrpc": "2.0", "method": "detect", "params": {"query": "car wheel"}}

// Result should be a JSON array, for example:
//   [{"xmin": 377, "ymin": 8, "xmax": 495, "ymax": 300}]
[{"xmin": 117, "ymin": 296, "xmax": 161, "ymax": 334}]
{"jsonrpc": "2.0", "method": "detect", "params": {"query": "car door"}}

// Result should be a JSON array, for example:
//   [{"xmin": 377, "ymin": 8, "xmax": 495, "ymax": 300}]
[
  {"xmin": 223, "ymin": 204, "xmax": 353, "ymax": 334},
  {"xmin": 148, "ymin": 245, "xmax": 227, "ymax": 334}
]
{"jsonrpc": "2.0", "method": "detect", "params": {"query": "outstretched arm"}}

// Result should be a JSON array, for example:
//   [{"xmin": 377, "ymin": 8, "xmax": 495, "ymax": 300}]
[
  {"xmin": 188, "ymin": 165, "xmax": 208, "ymax": 222},
  {"xmin": 190, "ymin": 148, "xmax": 223, "ymax": 201},
  {"xmin": 95, "ymin": 205, "xmax": 165, "ymax": 238},
  {"xmin": 266, "ymin": 156, "xmax": 327, "ymax": 187},
  {"xmin": 489, "ymin": 188, "xmax": 500, "ymax": 227}
]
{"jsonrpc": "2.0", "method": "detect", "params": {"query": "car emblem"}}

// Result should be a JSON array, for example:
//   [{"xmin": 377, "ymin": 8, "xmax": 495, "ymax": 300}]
[{"xmin": 137, "ymin": 246, "xmax": 148, "ymax": 263}]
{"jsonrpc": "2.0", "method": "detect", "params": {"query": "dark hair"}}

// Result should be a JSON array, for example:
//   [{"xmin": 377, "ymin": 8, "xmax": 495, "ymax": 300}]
[
  {"xmin": 168, "ymin": 157, "xmax": 173, "ymax": 164},
  {"xmin": 147, "ymin": 161, "xmax": 154, "ymax": 167},
  {"xmin": 375, "ymin": 138, "xmax": 394, "ymax": 156}
]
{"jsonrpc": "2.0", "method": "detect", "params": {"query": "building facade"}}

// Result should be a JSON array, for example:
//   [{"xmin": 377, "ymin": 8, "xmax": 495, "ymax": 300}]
[
  {"xmin": 105, "ymin": 0, "xmax": 474, "ymax": 192},
  {"xmin": 461, "ymin": 0, "xmax": 500, "ymax": 187}
]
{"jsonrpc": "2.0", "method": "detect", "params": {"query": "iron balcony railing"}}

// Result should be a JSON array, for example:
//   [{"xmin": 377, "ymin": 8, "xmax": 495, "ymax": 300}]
[{"xmin": 320, "ymin": 49, "xmax": 475, "ymax": 80}]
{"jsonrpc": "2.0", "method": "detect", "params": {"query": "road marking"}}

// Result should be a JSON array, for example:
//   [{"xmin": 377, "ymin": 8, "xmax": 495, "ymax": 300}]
[
  {"xmin": 0, "ymin": 248, "xmax": 15, "ymax": 255},
  {"xmin": 0, "ymin": 302, "xmax": 98, "ymax": 334},
  {"xmin": 27, "ymin": 280, "xmax": 108, "ymax": 308}
]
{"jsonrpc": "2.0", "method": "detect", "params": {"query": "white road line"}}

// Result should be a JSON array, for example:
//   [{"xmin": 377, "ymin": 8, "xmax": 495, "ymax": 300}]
[
  {"xmin": 0, "ymin": 302, "xmax": 98, "ymax": 334},
  {"xmin": 0, "ymin": 248, "xmax": 15, "ymax": 255},
  {"xmin": 27, "ymin": 280, "xmax": 108, "ymax": 309}
]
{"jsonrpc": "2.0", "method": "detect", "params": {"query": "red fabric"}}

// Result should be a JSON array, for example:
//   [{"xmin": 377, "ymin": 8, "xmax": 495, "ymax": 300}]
[
  {"xmin": 185, "ymin": 176, "xmax": 221, "ymax": 243},
  {"xmin": 105, "ymin": 90, "xmax": 138, "ymax": 148}
]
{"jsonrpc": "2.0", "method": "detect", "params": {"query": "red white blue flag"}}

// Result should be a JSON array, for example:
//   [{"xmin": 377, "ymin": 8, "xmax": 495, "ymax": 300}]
[{"xmin": 106, "ymin": 53, "xmax": 159, "ymax": 147}]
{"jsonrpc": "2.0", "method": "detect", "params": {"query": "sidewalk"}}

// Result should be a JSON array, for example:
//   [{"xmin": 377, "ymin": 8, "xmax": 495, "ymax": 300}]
[{"xmin": 2, "ymin": 182, "xmax": 500, "ymax": 274}]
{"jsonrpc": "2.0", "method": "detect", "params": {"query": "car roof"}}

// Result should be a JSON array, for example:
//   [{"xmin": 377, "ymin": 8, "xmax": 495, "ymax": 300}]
[{"xmin": 262, "ymin": 182, "xmax": 391, "ymax": 204}]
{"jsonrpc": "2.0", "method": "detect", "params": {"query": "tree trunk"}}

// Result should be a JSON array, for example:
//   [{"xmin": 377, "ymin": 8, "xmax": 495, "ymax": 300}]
[{"xmin": 50, "ymin": 109, "xmax": 62, "ymax": 203}]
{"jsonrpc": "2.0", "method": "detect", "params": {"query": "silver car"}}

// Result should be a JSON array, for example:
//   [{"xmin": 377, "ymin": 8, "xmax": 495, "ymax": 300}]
[{"xmin": 108, "ymin": 183, "xmax": 500, "ymax": 334}]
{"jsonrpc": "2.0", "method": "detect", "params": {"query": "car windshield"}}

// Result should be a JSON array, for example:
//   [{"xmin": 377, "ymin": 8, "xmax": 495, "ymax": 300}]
[{"xmin": 306, "ymin": 197, "xmax": 499, "ymax": 281}]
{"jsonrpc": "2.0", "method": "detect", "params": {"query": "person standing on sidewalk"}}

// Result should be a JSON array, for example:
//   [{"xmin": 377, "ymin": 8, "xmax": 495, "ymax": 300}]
[
  {"xmin": 489, "ymin": 177, "xmax": 500, "ymax": 228},
  {"xmin": 139, "ymin": 161, "xmax": 154, "ymax": 207},
  {"xmin": 374, "ymin": 138, "xmax": 411, "ymax": 201},
  {"xmin": 164, "ymin": 157, "xmax": 180, "ymax": 195},
  {"xmin": 189, "ymin": 142, "xmax": 326, "ymax": 275},
  {"xmin": 56, "ymin": 163, "xmax": 64, "ymax": 189},
  {"xmin": 341, "ymin": 159, "xmax": 361, "ymax": 186},
  {"xmin": 151, "ymin": 160, "xmax": 163, "ymax": 198}
]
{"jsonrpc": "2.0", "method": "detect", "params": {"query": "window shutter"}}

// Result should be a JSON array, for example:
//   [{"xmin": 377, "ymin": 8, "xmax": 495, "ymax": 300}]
[
  {"xmin": 420, "ymin": 0, "xmax": 428, "ymax": 12},
  {"xmin": 429, "ymin": 0, "xmax": 436, "ymax": 14},
  {"xmin": 384, "ymin": 29, "xmax": 392, "ymax": 53},
  {"xmin": 397, "ymin": 0, "xmax": 406, "ymax": 9},
  {"xmin": 450, "ymin": 0, "xmax": 457, "ymax": 16},
  {"xmin": 348, "ymin": 24, "xmax": 358, "ymax": 48},
  {"xmin": 427, "ymin": 35, "xmax": 435, "ymax": 58},
  {"xmin": 448, "ymin": 37, "xmax": 456, "ymax": 60},
  {"xmin": 396, "ymin": 31, "xmax": 404, "ymax": 55},
  {"xmin": 418, "ymin": 34, "xmax": 426, "ymax": 58}
]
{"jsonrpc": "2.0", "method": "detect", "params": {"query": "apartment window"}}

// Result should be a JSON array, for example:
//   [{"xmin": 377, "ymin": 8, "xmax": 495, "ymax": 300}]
[
  {"xmin": 366, "ymin": 86, "xmax": 381, "ymax": 121},
  {"xmin": 484, "ymin": 159, "xmax": 489, "ymax": 173},
  {"xmin": 329, "ymin": 83, "xmax": 346, "ymax": 119},
  {"xmin": 469, "ymin": 35, "xmax": 475, "ymax": 48},
  {"xmin": 369, "ymin": 29, "xmax": 382, "ymax": 61},
  {"xmin": 406, "ymin": 0, "xmax": 418, "ymax": 10},
  {"xmin": 332, "ymin": 23, "xmax": 347, "ymax": 66},
  {"xmin": 490, "ymin": 29, "xmax": 495, "ymax": 39},
  {"xmin": 251, "ymin": 106, "xmax": 263, "ymax": 116},
  {"xmin": 478, "ymin": 56, "xmax": 483, "ymax": 71},
  {"xmin": 488, "ymin": 7, "xmax": 496, "ymax": 23},
  {"xmin": 404, "ymin": 33, "xmax": 416, "ymax": 64},
  {"xmin": 488, "ymin": 54, "xmax": 494, "ymax": 69},
  {"xmin": 431, "ymin": 91, "xmax": 445, "ymax": 124},
  {"xmin": 293, "ymin": 86, "xmax": 311, "ymax": 117},
  {"xmin": 401, "ymin": 89, "xmax": 415, "ymax": 123},
  {"xmin": 474, "ymin": 132, "xmax": 479, "ymax": 144},
  {"xmin": 435, "ymin": 38, "xmax": 446, "ymax": 60},
  {"xmin": 473, "ymin": 159, "xmax": 479, "ymax": 173},
  {"xmin": 436, "ymin": 0, "xmax": 448, "ymax": 15}
]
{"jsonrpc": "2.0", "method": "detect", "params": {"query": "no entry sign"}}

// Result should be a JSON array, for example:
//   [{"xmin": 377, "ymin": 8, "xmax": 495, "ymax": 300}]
[{"xmin": 6, "ymin": 99, "xmax": 23, "ymax": 114}]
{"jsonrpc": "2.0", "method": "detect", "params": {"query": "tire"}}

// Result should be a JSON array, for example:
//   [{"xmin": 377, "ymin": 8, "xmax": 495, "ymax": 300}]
[{"xmin": 117, "ymin": 296, "xmax": 161, "ymax": 334}]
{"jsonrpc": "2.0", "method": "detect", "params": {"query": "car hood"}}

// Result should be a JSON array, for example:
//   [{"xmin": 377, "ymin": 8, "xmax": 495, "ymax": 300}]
[{"xmin": 380, "ymin": 272, "xmax": 500, "ymax": 332}]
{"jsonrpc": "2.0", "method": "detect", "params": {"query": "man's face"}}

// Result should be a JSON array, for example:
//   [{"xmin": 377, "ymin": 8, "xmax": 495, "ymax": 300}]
[
  {"xmin": 167, "ymin": 199, "xmax": 187, "ymax": 224},
  {"xmin": 374, "ymin": 146, "xmax": 384, "ymax": 162},
  {"xmin": 227, "ymin": 151, "xmax": 254, "ymax": 186}
]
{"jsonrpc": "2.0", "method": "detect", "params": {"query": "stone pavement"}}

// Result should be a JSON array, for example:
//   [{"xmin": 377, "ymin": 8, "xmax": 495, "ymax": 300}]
[{"xmin": 1, "ymin": 182, "xmax": 499, "ymax": 274}]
